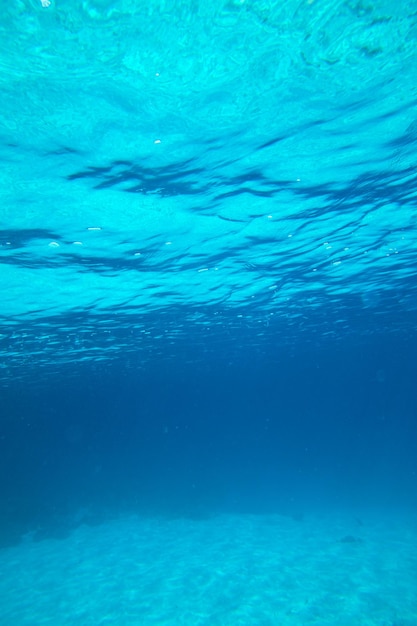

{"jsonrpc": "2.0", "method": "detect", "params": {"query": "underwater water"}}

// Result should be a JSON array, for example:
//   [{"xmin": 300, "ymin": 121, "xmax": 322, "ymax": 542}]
[{"xmin": 0, "ymin": 0, "xmax": 416, "ymax": 623}]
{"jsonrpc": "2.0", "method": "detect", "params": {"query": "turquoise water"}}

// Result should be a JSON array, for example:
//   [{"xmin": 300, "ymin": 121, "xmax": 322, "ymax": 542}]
[
  {"xmin": 1, "ymin": 2, "xmax": 417, "ymax": 625},
  {"xmin": 1, "ymin": 0, "xmax": 417, "ymax": 376}
]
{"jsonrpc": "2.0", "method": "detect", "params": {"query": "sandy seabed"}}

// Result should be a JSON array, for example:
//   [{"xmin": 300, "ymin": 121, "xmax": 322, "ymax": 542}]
[{"xmin": 0, "ymin": 511, "xmax": 416, "ymax": 626}]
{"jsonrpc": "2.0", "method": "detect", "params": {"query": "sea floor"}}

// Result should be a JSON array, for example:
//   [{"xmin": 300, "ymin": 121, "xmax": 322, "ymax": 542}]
[{"xmin": 0, "ymin": 511, "xmax": 416, "ymax": 626}]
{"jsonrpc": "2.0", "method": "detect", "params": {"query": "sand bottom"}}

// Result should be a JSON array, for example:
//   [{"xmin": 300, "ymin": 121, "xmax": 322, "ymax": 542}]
[{"xmin": 0, "ymin": 511, "xmax": 416, "ymax": 625}]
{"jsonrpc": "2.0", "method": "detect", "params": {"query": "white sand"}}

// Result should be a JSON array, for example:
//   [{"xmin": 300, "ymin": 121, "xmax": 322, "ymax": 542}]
[{"xmin": 0, "ymin": 512, "xmax": 416, "ymax": 625}]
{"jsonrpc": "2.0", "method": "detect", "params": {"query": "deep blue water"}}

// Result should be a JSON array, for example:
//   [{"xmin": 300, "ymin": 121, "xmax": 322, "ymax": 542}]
[{"xmin": 0, "ymin": 0, "xmax": 416, "ymax": 545}]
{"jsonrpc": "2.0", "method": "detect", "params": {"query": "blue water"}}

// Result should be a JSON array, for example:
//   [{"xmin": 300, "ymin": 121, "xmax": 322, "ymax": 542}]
[{"xmin": 0, "ymin": 1, "xmax": 416, "ymax": 623}]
